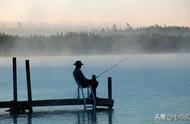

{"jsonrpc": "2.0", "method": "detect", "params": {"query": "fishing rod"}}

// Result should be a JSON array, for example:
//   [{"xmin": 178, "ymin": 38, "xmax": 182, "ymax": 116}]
[{"xmin": 96, "ymin": 55, "xmax": 132, "ymax": 78}]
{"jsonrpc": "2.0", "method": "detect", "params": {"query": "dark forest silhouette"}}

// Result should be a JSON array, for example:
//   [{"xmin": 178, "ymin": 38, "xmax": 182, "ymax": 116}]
[{"xmin": 0, "ymin": 25, "xmax": 190, "ymax": 56}]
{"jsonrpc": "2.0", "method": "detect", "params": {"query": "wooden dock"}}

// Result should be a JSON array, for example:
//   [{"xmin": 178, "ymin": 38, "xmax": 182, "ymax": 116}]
[
  {"xmin": 0, "ymin": 57, "xmax": 114, "ymax": 113},
  {"xmin": 0, "ymin": 98, "xmax": 113, "ymax": 109}
]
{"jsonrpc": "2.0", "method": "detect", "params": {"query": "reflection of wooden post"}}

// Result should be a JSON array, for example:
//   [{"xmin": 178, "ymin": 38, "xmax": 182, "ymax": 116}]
[
  {"xmin": 25, "ymin": 60, "xmax": 33, "ymax": 113},
  {"xmin": 108, "ymin": 109, "xmax": 113, "ymax": 124},
  {"xmin": 13, "ymin": 57, "xmax": 17, "ymax": 102},
  {"xmin": 108, "ymin": 77, "xmax": 112, "ymax": 109},
  {"xmin": 13, "ymin": 114, "xmax": 18, "ymax": 124}
]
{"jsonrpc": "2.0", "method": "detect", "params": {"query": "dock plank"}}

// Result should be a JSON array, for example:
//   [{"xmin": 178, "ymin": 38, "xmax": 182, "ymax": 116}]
[{"xmin": 0, "ymin": 98, "xmax": 113, "ymax": 109}]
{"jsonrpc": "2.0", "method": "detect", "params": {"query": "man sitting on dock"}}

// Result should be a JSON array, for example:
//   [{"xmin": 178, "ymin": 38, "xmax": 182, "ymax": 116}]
[{"xmin": 73, "ymin": 60, "xmax": 99, "ymax": 98}]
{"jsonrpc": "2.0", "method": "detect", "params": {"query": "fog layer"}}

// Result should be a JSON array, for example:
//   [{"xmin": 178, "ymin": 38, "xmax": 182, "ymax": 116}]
[{"xmin": 0, "ymin": 25, "xmax": 190, "ymax": 56}]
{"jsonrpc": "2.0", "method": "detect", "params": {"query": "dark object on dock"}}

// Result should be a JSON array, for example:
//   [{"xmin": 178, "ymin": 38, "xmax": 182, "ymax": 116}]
[{"xmin": 0, "ymin": 57, "xmax": 114, "ymax": 114}]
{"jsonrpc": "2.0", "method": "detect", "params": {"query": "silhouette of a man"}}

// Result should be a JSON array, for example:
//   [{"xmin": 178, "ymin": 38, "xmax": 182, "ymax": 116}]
[{"xmin": 73, "ymin": 60, "xmax": 98, "ymax": 98}]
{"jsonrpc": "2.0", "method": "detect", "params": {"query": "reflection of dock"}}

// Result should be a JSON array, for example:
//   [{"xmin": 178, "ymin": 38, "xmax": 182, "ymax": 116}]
[
  {"xmin": 1, "ymin": 109, "xmax": 113, "ymax": 124},
  {"xmin": 0, "ymin": 57, "xmax": 114, "ymax": 113}
]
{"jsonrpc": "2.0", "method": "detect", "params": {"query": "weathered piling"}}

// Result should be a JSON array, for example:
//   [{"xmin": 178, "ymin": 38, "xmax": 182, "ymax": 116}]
[
  {"xmin": 92, "ymin": 75, "xmax": 96, "ymax": 97},
  {"xmin": 25, "ymin": 60, "xmax": 33, "ymax": 113},
  {"xmin": 10, "ymin": 57, "xmax": 18, "ymax": 113},
  {"xmin": 108, "ymin": 77, "xmax": 112, "ymax": 109},
  {"xmin": 13, "ymin": 57, "xmax": 18, "ymax": 102},
  {"xmin": 92, "ymin": 75, "xmax": 97, "ymax": 109}
]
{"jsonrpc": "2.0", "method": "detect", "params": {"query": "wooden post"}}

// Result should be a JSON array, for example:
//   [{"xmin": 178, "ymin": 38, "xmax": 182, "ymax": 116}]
[
  {"xmin": 92, "ymin": 75, "xmax": 96, "ymax": 97},
  {"xmin": 108, "ymin": 77, "xmax": 112, "ymax": 109},
  {"xmin": 13, "ymin": 57, "xmax": 17, "ymax": 102},
  {"xmin": 25, "ymin": 60, "xmax": 33, "ymax": 113},
  {"xmin": 92, "ymin": 75, "xmax": 97, "ymax": 109},
  {"xmin": 11, "ymin": 57, "xmax": 19, "ymax": 113}
]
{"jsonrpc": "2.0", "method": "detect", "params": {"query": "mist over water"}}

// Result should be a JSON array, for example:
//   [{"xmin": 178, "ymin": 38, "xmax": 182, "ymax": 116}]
[
  {"xmin": 1, "ymin": 25, "xmax": 190, "ymax": 56},
  {"xmin": 31, "ymin": 53, "xmax": 190, "ymax": 69},
  {"xmin": 1, "ymin": 54, "xmax": 190, "ymax": 68}
]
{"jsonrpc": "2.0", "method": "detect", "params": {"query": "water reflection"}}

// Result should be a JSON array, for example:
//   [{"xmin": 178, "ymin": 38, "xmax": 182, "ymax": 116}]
[
  {"xmin": 4, "ymin": 109, "xmax": 113, "ymax": 124},
  {"xmin": 77, "ymin": 110, "xmax": 97, "ymax": 124},
  {"xmin": 11, "ymin": 113, "xmax": 32, "ymax": 124},
  {"xmin": 77, "ymin": 109, "xmax": 113, "ymax": 124}
]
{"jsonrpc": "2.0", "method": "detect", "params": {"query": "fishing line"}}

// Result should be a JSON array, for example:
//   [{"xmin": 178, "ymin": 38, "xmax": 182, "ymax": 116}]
[{"xmin": 96, "ymin": 55, "xmax": 132, "ymax": 78}]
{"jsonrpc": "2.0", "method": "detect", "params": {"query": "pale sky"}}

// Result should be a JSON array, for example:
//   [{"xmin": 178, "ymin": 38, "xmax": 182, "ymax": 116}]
[{"xmin": 0, "ymin": 0, "xmax": 190, "ymax": 27}]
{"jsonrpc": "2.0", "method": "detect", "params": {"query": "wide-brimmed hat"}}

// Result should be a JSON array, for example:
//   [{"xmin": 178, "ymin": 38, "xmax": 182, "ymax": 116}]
[{"xmin": 73, "ymin": 60, "xmax": 84, "ymax": 66}]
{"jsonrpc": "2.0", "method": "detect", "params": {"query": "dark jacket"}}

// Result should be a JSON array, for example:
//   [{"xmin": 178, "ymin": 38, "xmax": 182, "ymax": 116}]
[{"xmin": 73, "ymin": 68, "xmax": 88, "ymax": 86}]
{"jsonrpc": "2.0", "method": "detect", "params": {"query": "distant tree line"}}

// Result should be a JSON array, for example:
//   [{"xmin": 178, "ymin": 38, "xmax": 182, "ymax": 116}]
[{"xmin": 0, "ymin": 25, "xmax": 190, "ymax": 56}]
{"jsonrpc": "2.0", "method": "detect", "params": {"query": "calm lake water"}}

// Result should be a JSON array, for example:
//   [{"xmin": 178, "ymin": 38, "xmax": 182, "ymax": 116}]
[{"xmin": 0, "ymin": 54, "xmax": 190, "ymax": 124}]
